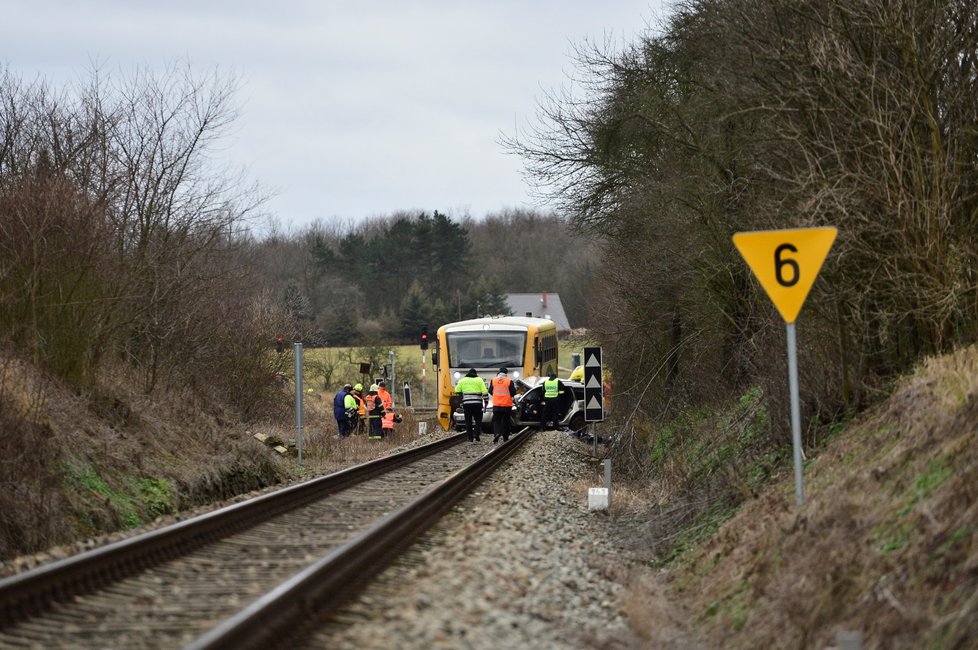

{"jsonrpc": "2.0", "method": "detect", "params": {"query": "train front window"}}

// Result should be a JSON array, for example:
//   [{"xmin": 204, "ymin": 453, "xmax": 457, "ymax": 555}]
[{"xmin": 446, "ymin": 331, "xmax": 526, "ymax": 368}]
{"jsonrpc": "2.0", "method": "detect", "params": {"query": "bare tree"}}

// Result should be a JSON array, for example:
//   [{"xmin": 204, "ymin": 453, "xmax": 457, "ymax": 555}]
[{"xmin": 0, "ymin": 62, "xmax": 284, "ymax": 412}]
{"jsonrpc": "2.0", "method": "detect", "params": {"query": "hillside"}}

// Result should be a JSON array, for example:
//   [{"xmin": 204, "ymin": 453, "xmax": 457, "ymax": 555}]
[
  {"xmin": 0, "ymin": 354, "xmax": 290, "ymax": 563},
  {"xmin": 612, "ymin": 344, "xmax": 978, "ymax": 648}
]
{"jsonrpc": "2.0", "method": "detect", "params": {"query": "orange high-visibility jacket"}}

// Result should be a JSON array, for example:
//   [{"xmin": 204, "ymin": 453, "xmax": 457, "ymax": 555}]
[{"xmin": 490, "ymin": 376, "xmax": 514, "ymax": 408}]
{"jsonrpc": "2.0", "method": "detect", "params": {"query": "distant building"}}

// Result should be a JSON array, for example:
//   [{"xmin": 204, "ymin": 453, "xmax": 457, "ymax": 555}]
[{"xmin": 505, "ymin": 292, "xmax": 572, "ymax": 333}]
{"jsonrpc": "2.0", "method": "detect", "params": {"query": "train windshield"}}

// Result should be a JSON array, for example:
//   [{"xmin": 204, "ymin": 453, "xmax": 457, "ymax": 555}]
[{"xmin": 446, "ymin": 330, "xmax": 526, "ymax": 369}]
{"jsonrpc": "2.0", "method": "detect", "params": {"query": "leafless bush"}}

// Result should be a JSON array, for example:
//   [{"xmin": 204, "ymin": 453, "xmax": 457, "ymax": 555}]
[
  {"xmin": 0, "ymin": 355, "xmax": 72, "ymax": 558},
  {"xmin": 0, "ymin": 63, "xmax": 285, "ymax": 417},
  {"xmin": 0, "ymin": 169, "xmax": 114, "ymax": 384}
]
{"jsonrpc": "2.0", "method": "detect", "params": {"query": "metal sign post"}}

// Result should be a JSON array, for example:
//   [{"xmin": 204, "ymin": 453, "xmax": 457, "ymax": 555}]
[
  {"xmin": 733, "ymin": 227, "xmax": 836, "ymax": 507},
  {"xmin": 420, "ymin": 350, "xmax": 427, "ymax": 408},
  {"xmin": 293, "ymin": 342, "xmax": 303, "ymax": 466},
  {"xmin": 583, "ymin": 347, "xmax": 604, "ymax": 458},
  {"xmin": 781, "ymin": 331, "xmax": 805, "ymax": 506}
]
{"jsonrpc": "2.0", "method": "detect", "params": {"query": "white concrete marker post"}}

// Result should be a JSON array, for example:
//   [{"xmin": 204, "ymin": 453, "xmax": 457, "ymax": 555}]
[
  {"xmin": 588, "ymin": 458, "xmax": 613, "ymax": 511},
  {"xmin": 588, "ymin": 487, "xmax": 609, "ymax": 510}
]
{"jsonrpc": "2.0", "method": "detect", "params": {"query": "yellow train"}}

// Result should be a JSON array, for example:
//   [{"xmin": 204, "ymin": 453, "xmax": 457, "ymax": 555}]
[{"xmin": 432, "ymin": 316, "xmax": 558, "ymax": 430}]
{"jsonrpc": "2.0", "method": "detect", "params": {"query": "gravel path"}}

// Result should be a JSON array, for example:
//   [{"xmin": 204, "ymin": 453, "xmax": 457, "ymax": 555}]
[{"xmin": 303, "ymin": 430, "xmax": 642, "ymax": 649}]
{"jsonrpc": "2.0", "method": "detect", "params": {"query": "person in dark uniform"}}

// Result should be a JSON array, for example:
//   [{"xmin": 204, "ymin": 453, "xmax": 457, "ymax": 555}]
[{"xmin": 333, "ymin": 383, "xmax": 354, "ymax": 437}]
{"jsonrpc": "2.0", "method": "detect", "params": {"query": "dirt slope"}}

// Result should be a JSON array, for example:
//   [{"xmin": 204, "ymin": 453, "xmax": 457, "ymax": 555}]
[{"xmin": 661, "ymin": 345, "xmax": 978, "ymax": 648}]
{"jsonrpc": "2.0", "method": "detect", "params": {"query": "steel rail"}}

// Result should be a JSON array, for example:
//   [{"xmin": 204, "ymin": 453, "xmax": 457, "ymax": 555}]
[
  {"xmin": 0, "ymin": 432, "xmax": 466, "ymax": 628},
  {"xmin": 187, "ymin": 427, "xmax": 535, "ymax": 650}
]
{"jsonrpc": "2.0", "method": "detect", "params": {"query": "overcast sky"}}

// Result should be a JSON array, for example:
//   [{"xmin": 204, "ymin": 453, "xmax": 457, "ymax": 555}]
[{"xmin": 3, "ymin": 1, "xmax": 667, "ymax": 232}]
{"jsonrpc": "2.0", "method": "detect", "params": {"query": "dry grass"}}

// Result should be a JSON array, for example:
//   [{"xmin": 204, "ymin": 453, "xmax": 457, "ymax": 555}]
[
  {"xmin": 256, "ymin": 390, "xmax": 443, "ymax": 474},
  {"xmin": 0, "ymin": 346, "xmax": 449, "ymax": 566},
  {"xmin": 566, "ymin": 447, "xmax": 708, "ymax": 649},
  {"xmin": 0, "ymin": 355, "xmax": 71, "ymax": 556},
  {"xmin": 0, "ymin": 355, "xmax": 287, "ymax": 561},
  {"xmin": 656, "ymin": 344, "xmax": 978, "ymax": 648}
]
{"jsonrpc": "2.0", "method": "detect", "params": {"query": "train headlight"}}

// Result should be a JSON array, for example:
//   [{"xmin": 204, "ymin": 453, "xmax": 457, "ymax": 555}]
[
  {"xmin": 453, "ymin": 371, "xmax": 461, "ymax": 380},
  {"xmin": 512, "ymin": 371, "xmax": 520, "ymax": 378}
]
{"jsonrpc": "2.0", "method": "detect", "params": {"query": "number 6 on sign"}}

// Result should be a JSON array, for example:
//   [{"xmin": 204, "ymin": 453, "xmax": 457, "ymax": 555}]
[{"xmin": 732, "ymin": 227, "xmax": 837, "ymax": 323}]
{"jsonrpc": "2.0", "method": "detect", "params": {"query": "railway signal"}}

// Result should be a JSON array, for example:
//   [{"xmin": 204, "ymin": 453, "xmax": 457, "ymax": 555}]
[
  {"xmin": 419, "ymin": 326, "xmax": 429, "ymax": 350},
  {"xmin": 583, "ymin": 347, "xmax": 604, "ymax": 422},
  {"xmin": 275, "ymin": 337, "xmax": 285, "ymax": 354}
]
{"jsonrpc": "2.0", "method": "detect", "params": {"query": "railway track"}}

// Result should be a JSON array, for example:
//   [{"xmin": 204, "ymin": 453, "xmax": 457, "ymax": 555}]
[{"xmin": 0, "ymin": 428, "xmax": 533, "ymax": 649}]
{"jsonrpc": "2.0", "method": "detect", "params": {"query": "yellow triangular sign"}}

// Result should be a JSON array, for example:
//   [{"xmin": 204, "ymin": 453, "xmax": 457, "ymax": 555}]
[{"xmin": 732, "ymin": 227, "xmax": 837, "ymax": 323}]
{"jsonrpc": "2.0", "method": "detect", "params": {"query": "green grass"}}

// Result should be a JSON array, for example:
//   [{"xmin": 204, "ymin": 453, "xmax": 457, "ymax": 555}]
[
  {"xmin": 699, "ymin": 578, "xmax": 751, "ymax": 630},
  {"xmin": 686, "ymin": 386, "xmax": 769, "ymax": 482},
  {"xmin": 132, "ymin": 477, "xmax": 176, "ymax": 520},
  {"xmin": 873, "ymin": 460, "xmax": 951, "ymax": 555},
  {"xmin": 875, "ymin": 522, "xmax": 912, "ymax": 554},
  {"xmin": 656, "ymin": 499, "xmax": 740, "ymax": 568},
  {"xmin": 934, "ymin": 525, "xmax": 971, "ymax": 557},
  {"xmin": 912, "ymin": 460, "xmax": 951, "ymax": 500},
  {"xmin": 62, "ymin": 463, "xmax": 176, "ymax": 529}
]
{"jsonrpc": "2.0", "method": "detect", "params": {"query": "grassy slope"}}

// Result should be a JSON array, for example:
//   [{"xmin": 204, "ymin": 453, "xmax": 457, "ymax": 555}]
[
  {"xmin": 663, "ymin": 345, "xmax": 978, "ymax": 648},
  {"xmin": 0, "ymin": 349, "xmax": 450, "ymax": 568},
  {"xmin": 0, "ymin": 357, "xmax": 294, "ymax": 564}
]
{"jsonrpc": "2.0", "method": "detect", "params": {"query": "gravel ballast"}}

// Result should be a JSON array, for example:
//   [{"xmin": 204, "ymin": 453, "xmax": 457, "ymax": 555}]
[{"xmin": 304, "ymin": 429, "xmax": 641, "ymax": 649}]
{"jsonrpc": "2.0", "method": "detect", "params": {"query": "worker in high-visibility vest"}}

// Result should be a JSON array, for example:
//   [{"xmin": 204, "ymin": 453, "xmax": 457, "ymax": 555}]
[
  {"xmin": 488, "ymin": 367, "xmax": 516, "ymax": 444},
  {"xmin": 365, "ymin": 384, "xmax": 384, "ymax": 439},
  {"xmin": 455, "ymin": 368, "xmax": 488, "ymax": 442},
  {"xmin": 377, "ymin": 380, "xmax": 393, "ymax": 411},
  {"xmin": 353, "ymin": 384, "xmax": 367, "ymax": 435},
  {"xmin": 541, "ymin": 373, "xmax": 565, "ymax": 430},
  {"xmin": 381, "ymin": 409, "xmax": 396, "ymax": 435}
]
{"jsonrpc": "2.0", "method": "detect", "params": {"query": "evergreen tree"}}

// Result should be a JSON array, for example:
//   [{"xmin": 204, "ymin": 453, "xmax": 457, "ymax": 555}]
[
  {"xmin": 282, "ymin": 281, "xmax": 310, "ymax": 322},
  {"xmin": 459, "ymin": 278, "xmax": 509, "ymax": 319},
  {"xmin": 319, "ymin": 310, "xmax": 357, "ymax": 346},
  {"xmin": 397, "ymin": 281, "xmax": 430, "ymax": 341}
]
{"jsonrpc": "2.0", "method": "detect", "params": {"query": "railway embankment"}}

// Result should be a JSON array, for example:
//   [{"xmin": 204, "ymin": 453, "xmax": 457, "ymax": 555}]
[
  {"xmin": 609, "ymin": 343, "xmax": 978, "ymax": 648},
  {"xmin": 0, "ymin": 355, "xmax": 439, "ymax": 573},
  {"xmin": 1, "ymin": 344, "xmax": 975, "ymax": 648}
]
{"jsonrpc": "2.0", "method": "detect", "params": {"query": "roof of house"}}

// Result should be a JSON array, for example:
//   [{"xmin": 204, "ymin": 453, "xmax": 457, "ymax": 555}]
[{"xmin": 505, "ymin": 292, "xmax": 572, "ymax": 331}]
